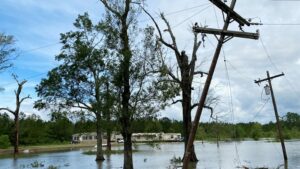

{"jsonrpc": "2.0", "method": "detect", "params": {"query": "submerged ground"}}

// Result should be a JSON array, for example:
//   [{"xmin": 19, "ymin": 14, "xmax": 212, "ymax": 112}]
[{"xmin": 0, "ymin": 140, "xmax": 299, "ymax": 169}]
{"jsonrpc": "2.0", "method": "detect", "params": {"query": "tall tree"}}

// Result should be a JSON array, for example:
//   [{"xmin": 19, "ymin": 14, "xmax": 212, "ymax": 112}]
[
  {"xmin": 142, "ymin": 10, "xmax": 219, "ymax": 161},
  {"xmin": 99, "ymin": 1, "xmax": 165, "ymax": 168},
  {"xmin": 0, "ymin": 74, "xmax": 30, "ymax": 156},
  {"xmin": 35, "ymin": 13, "xmax": 111, "ymax": 161},
  {"xmin": 0, "ymin": 33, "xmax": 15, "ymax": 72}
]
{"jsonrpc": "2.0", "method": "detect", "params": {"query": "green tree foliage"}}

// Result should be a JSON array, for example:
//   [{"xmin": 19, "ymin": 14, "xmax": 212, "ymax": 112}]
[
  {"xmin": 0, "ymin": 33, "xmax": 15, "ymax": 72},
  {"xmin": 284, "ymin": 112, "xmax": 300, "ymax": 129},
  {"xmin": 250, "ymin": 123, "xmax": 263, "ymax": 140},
  {"xmin": 35, "ymin": 13, "xmax": 113, "ymax": 161},
  {"xmin": 0, "ymin": 113, "xmax": 13, "ymax": 136},
  {"xmin": 74, "ymin": 117, "xmax": 96, "ymax": 134},
  {"xmin": 99, "ymin": 1, "xmax": 167, "ymax": 168},
  {"xmin": 0, "ymin": 113, "xmax": 300, "ymax": 148},
  {"xmin": 47, "ymin": 112, "xmax": 74, "ymax": 143},
  {"xmin": 19, "ymin": 114, "xmax": 49, "ymax": 145},
  {"xmin": 0, "ymin": 135, "xmax": 10, "ymax": 149}
]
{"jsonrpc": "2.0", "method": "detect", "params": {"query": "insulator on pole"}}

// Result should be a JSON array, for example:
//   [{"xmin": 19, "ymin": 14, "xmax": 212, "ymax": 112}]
[{"xmin": 264, "ymin": 84, "xmax": 271, "ymax": 95}]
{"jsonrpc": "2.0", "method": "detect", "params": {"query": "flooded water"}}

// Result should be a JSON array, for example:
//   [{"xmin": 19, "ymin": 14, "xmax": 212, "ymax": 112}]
[{"xmin": 0, "ymin": 140, "xmax": 299, "ymax": 169}]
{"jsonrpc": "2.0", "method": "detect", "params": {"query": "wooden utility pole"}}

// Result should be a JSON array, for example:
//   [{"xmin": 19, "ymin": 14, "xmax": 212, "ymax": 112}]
[
  {"xmin": 255, "ymin": 71, "xmax": 287, "ymax": 162},
  {"xmin": 182, "ymin": 0, "xmax": 259, "ymax": 168}
]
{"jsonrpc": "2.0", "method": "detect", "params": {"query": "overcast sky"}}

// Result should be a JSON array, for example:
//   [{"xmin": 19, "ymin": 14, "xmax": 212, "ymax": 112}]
[{"xmin": 0, "ymin": 0, "xmax": 300, "ymax": 123}]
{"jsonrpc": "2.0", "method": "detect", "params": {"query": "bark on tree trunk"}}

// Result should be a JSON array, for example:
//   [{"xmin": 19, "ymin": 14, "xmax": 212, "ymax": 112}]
[
  {"xmin": 107, "ymin": 129, "xmax": 111, "ymax": 151},
  {"xmin": 14, "ymin": 114, "xmax": 19, "ymax": 157},
  {"xmin": 182, "ymin": 97, "xmax": 198, "ymax": 162},
  {"xmin": 123, "ymin": 132, "xmax": 133, "ymax": 169},
  {"xmin": 182, "ymin": 74, "xmax": 198, "ymax": 162},
  {"xmin": 96, "ymin": 114, "xmax": 105, "ymax": 161}
]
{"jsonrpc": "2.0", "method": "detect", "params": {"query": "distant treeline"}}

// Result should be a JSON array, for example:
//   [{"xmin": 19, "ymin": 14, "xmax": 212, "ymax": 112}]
[{"xmin": 0, "ymin": 112, "xmax": 299, "ymax": 148}]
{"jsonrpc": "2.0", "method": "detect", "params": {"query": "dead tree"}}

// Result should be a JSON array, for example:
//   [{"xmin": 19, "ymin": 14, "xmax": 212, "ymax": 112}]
[
  {"xmin": 141, "ymin": 9, "xmax": 216, "ymax": 162},
  {"xmin": 0, "ymin": 74, "xmax": 30, "ymax": 156}
]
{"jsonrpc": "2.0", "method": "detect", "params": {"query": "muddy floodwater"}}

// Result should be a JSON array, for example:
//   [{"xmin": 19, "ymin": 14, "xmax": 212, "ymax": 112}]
[{"xmin": 0, "ymin": 140, "xmax": 299, "ymax": 169}]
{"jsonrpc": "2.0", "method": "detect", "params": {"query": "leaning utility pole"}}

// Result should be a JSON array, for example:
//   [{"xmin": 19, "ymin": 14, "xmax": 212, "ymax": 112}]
[
  {"xmin": 182, "ymin": 0, "xmax": 259, "ymax": 168},
  {"xmin": 255, "ymin": 71, "xmax": 287, "ymax": 162}
]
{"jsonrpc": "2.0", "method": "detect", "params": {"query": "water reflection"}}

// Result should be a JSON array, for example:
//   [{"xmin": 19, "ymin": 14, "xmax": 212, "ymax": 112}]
[{"xmin": 0, "ymin": 141, "xmax": 299, "ymax": 169}]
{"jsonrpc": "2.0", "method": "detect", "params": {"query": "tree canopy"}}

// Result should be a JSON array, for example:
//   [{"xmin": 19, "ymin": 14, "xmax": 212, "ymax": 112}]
[{"xmin": 0, "ymin": 33, "xmax": 15, "ymax": 72}]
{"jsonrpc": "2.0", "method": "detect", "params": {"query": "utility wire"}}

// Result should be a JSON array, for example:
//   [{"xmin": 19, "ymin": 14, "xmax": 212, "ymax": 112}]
[
  {"xmin": 139, "ymin": 3, "xmax": 210, "ymax": 23},
  {"xmin": 259, "ymin": 37, "xmax": 280, "ymax": 71},
  {"xmin": 172, "ymin": 5, "xmax": 211, "ymax": 29},
  {"xmin": 18, "ymin": 42, "xmax": 60, "ymax": 55},
  {"xmin": 263, "ymin": 23, "xmax": 300, "ymax": 25},
  {"xmin": 0, "ymin": 72, "xmax": 48, "ymax": 87},
  {"xmin": 2, "ymin": 3, "xmax": 212, "ymax": 88},
  {"xmin": 251, "ymin": 97, "xmax": 270, "ymax": 122},
  {"xmin": 259, "ymin": 35, "xmax": 300, "ymax": 102},
  {"xmin": 222, "ymin": 48, "xmax": 241, "ymax": 166}
]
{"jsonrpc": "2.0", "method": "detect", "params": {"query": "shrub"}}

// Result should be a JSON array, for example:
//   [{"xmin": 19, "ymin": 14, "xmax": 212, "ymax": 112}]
[{"xmin": 0, "ymin": 135, "xmax": 11, "ymax": 149}]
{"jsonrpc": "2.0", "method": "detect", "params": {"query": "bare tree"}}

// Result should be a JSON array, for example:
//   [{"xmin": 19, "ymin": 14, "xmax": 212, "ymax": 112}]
[
  {"xmin": 141, "ymin": 9, "xmax": 218, "ymax": 161},
  {"xmin": 0, "ymin": 74, "xmax": 30, "ymax": 157}
]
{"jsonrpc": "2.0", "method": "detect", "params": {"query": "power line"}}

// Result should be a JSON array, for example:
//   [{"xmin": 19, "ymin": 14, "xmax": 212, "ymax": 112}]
[
  {"xmin": 226, "ymin": 60, "xmax": 255, "ymax": 82},
  {"xmin": 17, "ymin": 42, "xmax": 60, "ymax": 55},
  {"xmin": 139, "ymin": 3, "xmax": 210, "ymax": 23},
  {"xmin": 263, "ymin": 23, "xmax": 300, "ymax": 26},
  {"xmin": 0, "ymin": 72, "xmax": 48, "ymax": 87},
  {"xmin": 222, "ymin": 48, "xmax": 241, "ymax": 166},
  {"xmin": 259, "ymin": 37, "xmax": 280, "ymax": 71},
  {"xmin": 172, "ymin": 5, "xmax": 211, "ymax": 29},
  {"xmin": 259, "ymin": 35, "xmax": 300, "ymax": 102},
  {"xmin": 251, "ymin": 97, "xmax": 270, "ymax": 121}
]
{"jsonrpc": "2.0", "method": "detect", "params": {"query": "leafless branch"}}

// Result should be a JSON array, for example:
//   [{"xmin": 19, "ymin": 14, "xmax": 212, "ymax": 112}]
[
  {"xmin": 194, "ymin": 71, "xmax": 208, "ymax": 77},
  {"xmin": 189, "ymin": 33, "xmax": 202, "ymax": 82},
  {"xmin": 0, "ymin": 107, "xmax": 14, "ymax": 115},
  {"xmin": 139, "ymin": 6, "xmax": 181, "ymax": 57},
  {"xmin": 20, "ymin": 95, "xmax": 31, "ymax": 104},
  {"xmin": 171, "ymin": 99, "xmax": 182, "ymax": 105}
]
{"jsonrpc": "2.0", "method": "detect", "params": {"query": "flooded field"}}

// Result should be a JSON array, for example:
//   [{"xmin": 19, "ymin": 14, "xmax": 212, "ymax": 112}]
[{"xmin": 0, "ymin": 140, "xmax": 299, "ymax": 169}]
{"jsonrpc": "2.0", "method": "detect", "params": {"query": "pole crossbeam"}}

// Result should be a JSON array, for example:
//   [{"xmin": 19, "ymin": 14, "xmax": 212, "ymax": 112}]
[
  {"xmin": 255, "ymin": 71, "xmax": 288, "ymax": 162},
  {"xmin": 254, "ymin": 72, "xmax": 284, "ymax": 84},
  {"xmin": 193, "ymin": 27, "xmax": 259, "ymax": 40},
  {"xmin": 209, "ymin": 0, "xmax": 250, "ymax": 26},
  {"xmin": 182, "ymin": 0, "xmax": 259, "ymax": 168}
]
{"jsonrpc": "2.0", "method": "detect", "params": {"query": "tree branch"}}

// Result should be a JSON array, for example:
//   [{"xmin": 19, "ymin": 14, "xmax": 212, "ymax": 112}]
[
  {"xmin": 191, "ymin": 103, "xmax": 213, "ymax": 116},
  {"xmin": 167, "ymin": 70, "xmax": 181, "ymax": 84},
  {"xmin": 160, "ymin": 13, "xmax": 181, "ymax": 58},
  {"xmin": 189, "ymin": 33, "xmax": 202, "ymax": 82},
  {"xmin": 99, "ymin": 0, "xmax": 122, "ymax": 18},
  {"xmin": 139, "ymin": 6, "xmax": 181, "ymax": 57},
  {"xmin": 194, "ymin": 71, "xmax": 208, "ymax": 77},
  {"xmin": 171, "ymin": 99, "xmax": 182, "ymax": 105},
  {"xmin": 0, "ymin": 107, "xmax": 14, "ymax": 115},
  {"xmin": 20, "ymin": 95, "xmax": 31, "ymax": 104}
]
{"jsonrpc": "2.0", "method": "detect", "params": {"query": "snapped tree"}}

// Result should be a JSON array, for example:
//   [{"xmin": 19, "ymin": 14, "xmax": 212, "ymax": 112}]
[
  {"xmin": 0, "ymin": 74, "xmax": 30, "ymax": 157},
  {"xmin": 141, "ymin": 10, "xmax": 219, "ymax": 161}
]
